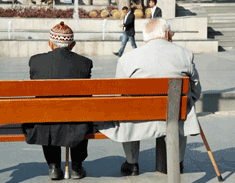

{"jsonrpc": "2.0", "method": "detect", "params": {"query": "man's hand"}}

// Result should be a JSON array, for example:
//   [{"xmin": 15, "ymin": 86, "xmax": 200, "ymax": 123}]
[{"xmin": 119, "ymin": 24, "xmax": 124, "ymax": 28}]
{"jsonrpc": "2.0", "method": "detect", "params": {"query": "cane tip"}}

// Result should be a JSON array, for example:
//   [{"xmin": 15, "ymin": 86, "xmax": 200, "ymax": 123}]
[
  {"xmin": 64, "ymin": 172, "xmax": 70, "ymax": 179},
  {"xmin": 218, "ymin": 175, "xmax": 224, "ymax": 182}
]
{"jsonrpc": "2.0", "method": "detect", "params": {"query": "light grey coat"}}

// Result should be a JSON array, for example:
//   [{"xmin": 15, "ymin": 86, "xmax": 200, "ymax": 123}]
[{"xmin": 97, "ymin": 39, "xmax": 201, "ymax": 142}]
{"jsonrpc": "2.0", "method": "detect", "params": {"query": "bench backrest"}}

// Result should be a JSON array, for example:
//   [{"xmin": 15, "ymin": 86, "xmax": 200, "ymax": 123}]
[
  {"xmin": 0, "ymin": 78, "xmax": 189, "ymax": 123},
  {"xmin": 0, "ymin": 77, "xmax": 189, "ymax": 183}
]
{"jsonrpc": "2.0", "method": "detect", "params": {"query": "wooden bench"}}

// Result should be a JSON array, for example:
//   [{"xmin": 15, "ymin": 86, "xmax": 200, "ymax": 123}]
[{"xmin": 0, "ymin": 77, "xmax": 196, "ymax": 182}]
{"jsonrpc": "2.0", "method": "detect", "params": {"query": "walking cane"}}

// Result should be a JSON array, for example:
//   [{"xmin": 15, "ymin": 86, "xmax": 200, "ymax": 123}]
[
  {"xmin": 64, "ymin": 147, "xmax": 70, "ymax": 179},
  {"xmin": 199, "ymin": 122, "xmax": 224, "ymax": 182}
]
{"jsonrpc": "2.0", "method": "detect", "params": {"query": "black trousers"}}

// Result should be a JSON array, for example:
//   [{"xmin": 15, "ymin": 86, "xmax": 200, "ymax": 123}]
[{"xmin": 42, "ymin": 139, "xmax": 88, "ymax": 170}]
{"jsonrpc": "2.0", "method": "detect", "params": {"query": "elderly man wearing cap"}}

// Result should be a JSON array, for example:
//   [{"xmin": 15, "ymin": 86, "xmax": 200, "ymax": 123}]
[{"xmin": 21, "ymin": 21, "xmax": 93, "ymax": 180}]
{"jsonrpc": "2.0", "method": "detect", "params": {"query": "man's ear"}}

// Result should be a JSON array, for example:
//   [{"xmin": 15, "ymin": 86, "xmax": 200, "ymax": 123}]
[
  {"xmin": 48, "ymin": 41, "xmax": 54, "ymax": 50},
  {"xmin": 165, "ymin": 30, "xmax": 170, "ymax": 42},
  {"xmin": 169, "ymin": 32, "xmax": 174, "ymax": 42},
  {"xmin": 165, "ymin": 30, "xmax": 173, "ymax": 42},
  {"xmin": 68, "ymin": 41, "xmax": 76, "ymax": 51}
]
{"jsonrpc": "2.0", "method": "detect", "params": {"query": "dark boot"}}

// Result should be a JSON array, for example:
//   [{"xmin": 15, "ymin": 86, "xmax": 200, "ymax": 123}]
[
  {"xmin": 48, "ymin": 164, "xmax": 64, "ymax": 180},
  {"xmin": 71, "ymin": 162, "xmax": 86, "ymax": 179},
  {"xmin": 120, "ymin": 161, "xmax": 139, "ymax": 176}
]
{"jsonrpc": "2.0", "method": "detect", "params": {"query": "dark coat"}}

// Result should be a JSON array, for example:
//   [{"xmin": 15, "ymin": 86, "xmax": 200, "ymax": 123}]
[
  {"xmin": 123, "ymin": 11, "xmax": 135, "ymax": 36},
  {"xmin": 152, "ymin": 7, "xmax": 162, "ymax": 18},
  {"xmin": 21, "ymin": 48, "xmax": 93, "ymax": 148}
]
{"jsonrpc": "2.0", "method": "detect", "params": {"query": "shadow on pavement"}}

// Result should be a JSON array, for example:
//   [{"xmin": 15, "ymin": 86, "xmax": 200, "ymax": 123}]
[
  {"xmin": 186, "ymin": 142, "xmax": 235, "ymax": 182},
  {"xmin": 203, "ymin": 87, "xmax": 235, "ymax": 94},
  {"xmin": 1, "ymin": 143, "xmax": 234, "ymax": 182},
  {"xmin": 0, "ymin": 162, "xmax": 48, "ymax": 183}
]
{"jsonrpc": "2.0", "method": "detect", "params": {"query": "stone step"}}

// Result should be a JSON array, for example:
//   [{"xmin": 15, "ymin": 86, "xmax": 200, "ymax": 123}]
[
  {"xmin": 207, "ymin": 13, "xmax": 235, "ymax": 17},
  {"xmin": 0, "ymin": 17, "xmax": 208, "ymax": 39},
  {"xmin": 208, "ymin": 28, "xmax": 235, "ymax": 38},
  {"xmin": 203, "ymin": 6, "xmax": 235, "ymax": 10},
  {"xmin": 177, "ymin": 8, "xmax": 235, "ymax": 16},
  {"xmin": 176, "ymin": 3, "xmax": 235, "ymax": 9},
  {"xmin": 176, "ymin": 3, "xmax": 235, "ymax": 16},
  {"xmin": 0, "ymin": 39, "xmax": 218, "ymax": 57},
  {"xmin": 209, "ymin": 19, "xmax": 235, "ymax": 23},
  {"xmin": 208, "ymin": 23, "xmax": 235, "ymax": 28},
  {"xmin": 209, "ymin": 15, "xmax": 235, "ymax": 20},
  {"xmin": 208, "ymin": 27, "xmax": 235, "ymax": 32},
  {"xmin": 177, "ymin": 2, "xmax": 235, "ymax": 6},
  {"xmin": 213, "ymin": 31, "xmax": 235, "ymax": 37},
  {"xmin": 176, "ymin": 12, "xmax": 198, "ymax": 17},
  {"xmin": 219, "ymin": 41, "xmax": 235, "ymax": 47},
  {"xmin": 216, "ymin": 36, "xmax": 235, "ymax": 41},
  {"xmin": 1, "ymin": 31, "xmax": 142, "ymax": 41},
  {"xmin": 221, "ymin": 46, "xmax": 235, "ymax": 51},
  {"xmin": 177, "ymin": 0, "xmax": 235, "ymax": 2},
  {"xmin": 177, "ymin": 3, "xmax": 235, "ymax": 10},
  {"xmin": 175, "ymin": 3, "xmax": 235, "ymax": 52},
  {"xmin": 208, "ymin": 17, "xmax": 235, "ymax": 23},
  {"xmin": 0, "ymin": 30, "xmax": 203, "ymax": 40},
  {"xmin": 176, "ymin": 6, "xmax": 202, "ymax": 11},
  {"xmin": 204, "ymin": 9, "xmax": 235, "ymax": 14}
]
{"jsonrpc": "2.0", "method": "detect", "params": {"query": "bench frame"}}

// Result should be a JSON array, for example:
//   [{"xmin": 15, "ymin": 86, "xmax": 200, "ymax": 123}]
[{"xmin": 0, "ymin": 77, "xmax": 197, "ymax": 183}]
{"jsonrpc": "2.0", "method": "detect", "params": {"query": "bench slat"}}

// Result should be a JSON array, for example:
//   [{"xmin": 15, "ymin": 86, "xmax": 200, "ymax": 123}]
[
  {"xmin": 0, "ymin": 132, "xmax": 109, "ymax": 142},
  {"xmin": 0, "ymin": 78, "xmax": 189, "ymax": 97},
  {"xmin": 0, "ymin": 96, "xmax": 187, "ymax": 123},
  {"xmin": 0, "ymin": 134, "xmax": 25, "ymax": 142},
  {"xmin": 85, "ymin": 132, "xmax": 109, "ymax": 139}
]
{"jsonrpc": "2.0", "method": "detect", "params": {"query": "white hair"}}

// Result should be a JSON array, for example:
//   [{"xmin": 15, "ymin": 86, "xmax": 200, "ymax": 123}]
[
  {"xmin": 143, "ymin": 18, "xmax": 171, "ymax": 42},
  {"xmin": 51, "ymin": 40, "xmax": 73, "ymax": 48}
]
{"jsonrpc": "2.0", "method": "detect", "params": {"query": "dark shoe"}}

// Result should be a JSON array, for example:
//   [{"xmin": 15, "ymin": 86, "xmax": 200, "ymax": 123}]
[
  {"xmin": 120, "ymin": 161, "xmax": 139, "ymax": 176},
  {"xmin": 49, "ymin": 164, "xmax": 64, "ymax": 180},
  {"xmin": 180, "ymin": 161, "xmax": 184, "ymax": 174},
  {"xmin": 71, "ymin": 167, "xmax": 86, "ymax": 179},
  {"xmin": 113, "ymin": 52, "xmax": 121, "ymax": 57}
]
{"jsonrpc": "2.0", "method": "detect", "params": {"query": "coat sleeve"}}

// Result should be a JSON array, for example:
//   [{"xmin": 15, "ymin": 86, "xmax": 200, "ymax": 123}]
[
  {"xmin": 115, "ymin": 59, "xmax": 127, "ymax": 78},
  {"xmin": 158, "ymin": 8, "xmax": 162, "ymax": 17},
  {"xmin": 29, "ymin": 56, "xmax": 36, "ymax": 79},
  {"xmin": 189, "ymin": 54, "xmax": 201, "ymax": 103},
  {"xmin": 87, "ymin": 60, "xmax": 93, "ymax": 78}
]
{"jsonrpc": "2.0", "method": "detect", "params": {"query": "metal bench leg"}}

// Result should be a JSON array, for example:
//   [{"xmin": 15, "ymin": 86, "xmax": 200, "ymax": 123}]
[{"xmin": 199, "ymin": 122, "xmax": 224, "ymax": 182}]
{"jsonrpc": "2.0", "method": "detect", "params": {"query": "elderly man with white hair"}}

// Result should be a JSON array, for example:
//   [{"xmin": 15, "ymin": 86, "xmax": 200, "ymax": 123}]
[{"xmin": 98, "ymin": 18, "xmax": 201, "ymax": 176}]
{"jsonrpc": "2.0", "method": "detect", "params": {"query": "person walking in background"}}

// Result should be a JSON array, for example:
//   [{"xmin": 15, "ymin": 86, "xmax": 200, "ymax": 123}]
[
  {"xmin": 149, "ymin": 0, "xmax": 162, "ymax": 18},
  {"xmin": 113, "ymin": 6, "xmax": 137, "ymax": 57},
  {"xmin": 21, "ymin": 21, "xmax": 93, "ymax": 181}
]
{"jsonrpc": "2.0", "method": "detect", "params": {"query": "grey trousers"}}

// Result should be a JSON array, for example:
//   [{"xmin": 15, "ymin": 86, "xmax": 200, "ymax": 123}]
[{"xmin": 122, "ymin": 135, "xmax": 187, "ymax": 164}]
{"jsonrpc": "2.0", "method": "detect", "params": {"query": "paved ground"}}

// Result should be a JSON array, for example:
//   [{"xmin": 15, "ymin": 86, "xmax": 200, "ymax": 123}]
[
  {"xmin": 0, "ymin": 51, "xmax": 235, "ymax": 182},
  {"xmin": 0, "ymin": 51, "xmax": 235, "ymax": 93},
  {"xmin": 0, "ymin": 112, "xmax": 235, "ymax": 183}
]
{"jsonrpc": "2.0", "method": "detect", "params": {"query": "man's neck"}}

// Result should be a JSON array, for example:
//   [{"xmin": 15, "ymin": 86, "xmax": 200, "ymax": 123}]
[
  {"xmin": 152, "ymin": 5, "xmax": 157, "ymax": 9},
  {"xmin": 147, "ymin": 37, "xmax": 167, "ymax": 43}
]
